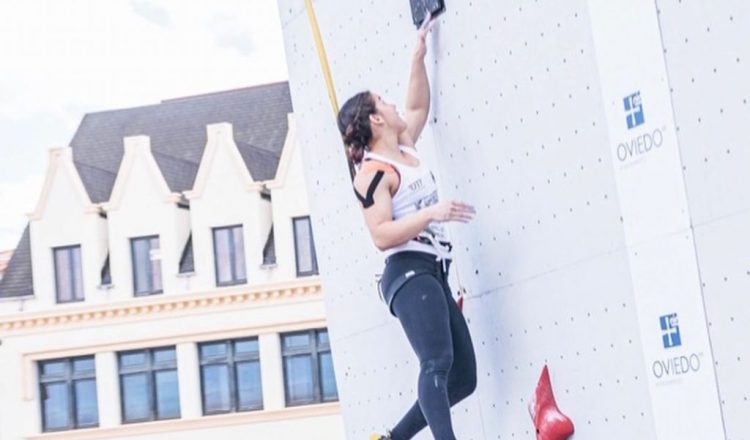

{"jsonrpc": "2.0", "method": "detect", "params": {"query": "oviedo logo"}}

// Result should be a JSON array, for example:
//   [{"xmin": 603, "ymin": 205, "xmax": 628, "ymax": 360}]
[
  {"xmin": 616, "ymin": 91, "xmax": 666, "ymax": 164},
  {"xmin": 660, "ymin": 313, "xmax": 681, "ymax": 348},
  {"xmin": 652, "ymin": 313, "xmax": 703, "ymax": 381},
  {"xmin": 624, "ymin": 91, "xmax": 645, "ymax": 129}
]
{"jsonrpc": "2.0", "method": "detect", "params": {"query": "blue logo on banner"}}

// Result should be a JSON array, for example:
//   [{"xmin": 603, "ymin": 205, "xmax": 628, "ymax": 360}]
[
  {"xmin": 624, "ymin": 91, "xmax": 645, "ymax": 129},
  {"xmin": 660, "ymin": 313, "xmax": 682, "ymax": 349}
]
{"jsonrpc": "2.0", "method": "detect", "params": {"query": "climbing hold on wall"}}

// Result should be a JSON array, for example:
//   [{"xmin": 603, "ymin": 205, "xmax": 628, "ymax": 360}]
[
  {"xmin": 409, "ymin": 0, "xmax": 445, "ymax": 28},
  {"xmin": 529, "ymin": 365, "xmax": 575, "ymax": 440}
]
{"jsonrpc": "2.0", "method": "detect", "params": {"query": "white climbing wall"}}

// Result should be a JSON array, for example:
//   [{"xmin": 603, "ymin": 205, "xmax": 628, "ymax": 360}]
[
  {"xmin": 656, "ymin": 1, "xmax": 750, "ymax": 439},
  {"xmin": 587, "ymin": 0, "xmax": 724, "ymax": 438},
  {"xmin": 278, "ymin": 0, "xmax": 747, "ymax": 438}
]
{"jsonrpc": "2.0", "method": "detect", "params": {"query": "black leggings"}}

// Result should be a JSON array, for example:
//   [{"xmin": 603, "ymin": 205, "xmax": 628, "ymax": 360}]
[{"xmin": 382, "ymin": 251, "xmax": 477, "ymax": 440}]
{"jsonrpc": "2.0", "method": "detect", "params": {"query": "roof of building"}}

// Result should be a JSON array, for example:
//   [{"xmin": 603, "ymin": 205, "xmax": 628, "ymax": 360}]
[
  {"xmin": 0, "ymin": 82, "xmax": 293, "ymax": 299},
  {"xmin": 262, "ymin": 227, "xmax": 276, "ymax": 266},
  {"xmin": 0, "ymin": 223, "xmax": 34, "ymax": 298},
  {"xmin": 72, "ymin": 81, "xmax": 292, "ymax": 203},
  {"xmin": 178, "ymin": 235, "xmax": 194, "ymax": 274},
  {"xmin": 0, "ymin": 249, "xmax": 14, "ymax": 277}
]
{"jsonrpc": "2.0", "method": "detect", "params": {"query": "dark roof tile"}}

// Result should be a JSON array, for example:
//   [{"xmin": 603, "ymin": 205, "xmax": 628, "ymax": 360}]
[
  {"xmin": 100, "ymin": 254, "xmax": 111, "ymax": 286},
  {"xmin": 73, "ymin": 162, "xmax": 117, "ymax": 204},
  {"xmin": 70, "ymin": 81, "xmax": 292, "ymax": 202},
  {"xmin": 178, "ymin": 235, "xmax": 194, "ymax": 274},
  {"xmin": 0, "ymin": 223, "xmax": 34, "ymax": 298},
  {"xmin": 237, "ymin": 142, "xmax": 284, "ymax": 182},
  {"xmin": 262, "ymin": 227, "xmax": 276, "ymax": 265},
  {"xmin": 151, "ymin": 151, "xmax": 200, "ymax": 194}
]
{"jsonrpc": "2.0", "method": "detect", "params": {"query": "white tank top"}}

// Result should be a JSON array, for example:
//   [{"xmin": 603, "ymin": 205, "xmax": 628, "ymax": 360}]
[{"xmin": 360, "ymin": 146, "xmax": 452, "ymax": 260}]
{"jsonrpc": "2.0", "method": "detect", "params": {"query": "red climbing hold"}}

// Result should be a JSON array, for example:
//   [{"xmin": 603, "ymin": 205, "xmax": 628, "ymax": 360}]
[{"xmin": 529, "ymin": 365, "xmax": 575, "ymax": 440}]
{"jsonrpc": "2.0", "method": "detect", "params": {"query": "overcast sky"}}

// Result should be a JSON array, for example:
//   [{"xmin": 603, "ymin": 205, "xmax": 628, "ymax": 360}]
[{"xmin": 0, "ymin": 0, "xmax": 289, "ymax": 250}]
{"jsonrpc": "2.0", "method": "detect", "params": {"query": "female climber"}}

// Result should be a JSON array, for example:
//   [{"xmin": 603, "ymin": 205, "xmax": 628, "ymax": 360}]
[{"xmin": 336, "ymin": 14, "xmax": 478, "ymax": 440}]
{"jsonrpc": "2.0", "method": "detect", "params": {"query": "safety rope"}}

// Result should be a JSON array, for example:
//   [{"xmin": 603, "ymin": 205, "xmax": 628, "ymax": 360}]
[{"xmin": 303, "ymin": 0, "xmax": 355, "ymax": 179}]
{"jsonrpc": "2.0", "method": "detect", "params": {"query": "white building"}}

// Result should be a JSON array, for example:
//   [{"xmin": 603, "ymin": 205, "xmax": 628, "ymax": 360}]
[{"xmin": 0, "ymin": 83, "xmax": 345, "ymax": 439}]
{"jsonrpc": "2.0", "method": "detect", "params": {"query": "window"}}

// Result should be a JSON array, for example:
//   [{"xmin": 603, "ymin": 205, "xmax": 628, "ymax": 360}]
[
  {"xmin": 199, "ymin": 338, "xmax": 262, "ymax": 415},
  {"xmin": 130, "ymin": 236, "xmax": 162, "ymax": 296},
  {"xmin": 53, "ymin": 245, "xmax": 84, "ymax": 303},
  {"xmin": 118, "ymin": 347, "xmax": 180, "ymax": 423},
  {"xmin": 281, "ymin": 329, "xmax": 337, "ymax": 406},
  {"xmin": 212, "ymin": 225, "xmax": 247, "ymax": 286},
  {"xmin": 292, "ymin": 217, "xmax": 318, "ymax": 277},
  {"xmin": 38, "ymin": 356, "xmax": 98, "ymax": 432}
]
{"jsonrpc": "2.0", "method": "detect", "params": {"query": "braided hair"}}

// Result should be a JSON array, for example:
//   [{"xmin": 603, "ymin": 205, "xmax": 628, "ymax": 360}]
[{"xmin": 337, "ymin": 91, "xmax": 377, "ymax": 165}]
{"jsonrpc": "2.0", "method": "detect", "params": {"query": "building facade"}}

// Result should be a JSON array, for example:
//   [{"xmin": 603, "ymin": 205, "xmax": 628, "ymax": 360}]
[{"xmin": 0, "ymin": 83, "xmax": 345, "ymax": 439}]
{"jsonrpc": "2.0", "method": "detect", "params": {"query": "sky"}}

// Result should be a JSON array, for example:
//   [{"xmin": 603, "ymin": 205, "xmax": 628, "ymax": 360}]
[{"xmin": 0, "ymin": 0, "xmax": 289, "ymax": 250}]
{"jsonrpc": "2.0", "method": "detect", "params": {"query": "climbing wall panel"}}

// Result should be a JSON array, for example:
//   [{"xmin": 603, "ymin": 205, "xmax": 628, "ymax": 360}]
[
  {"xmin": 278, "ymin": 0, "xmax": 745, "ymax": 438},
  {"xmin": 657, "ymin": 1, "xmax": 750, "ymax": 438},
  {"xmin": 279, "ymin": 1, "xmax": 657, "ymax": 439}
]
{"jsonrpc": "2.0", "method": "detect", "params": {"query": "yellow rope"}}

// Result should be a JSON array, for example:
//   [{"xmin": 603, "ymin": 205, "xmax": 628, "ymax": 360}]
[
  {"xmin": 304, "ymin": 0, "xmax": 339, "ymax": 114},
  {"xmin": 303, "ymin": 0, "xmax": 355, "ymax": 179}
]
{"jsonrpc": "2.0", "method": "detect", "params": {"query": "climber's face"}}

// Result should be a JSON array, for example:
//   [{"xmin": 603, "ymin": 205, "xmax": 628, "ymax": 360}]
[{"xmin": 369, "ymin": 93, "xmax": 408, "ymax": 137}]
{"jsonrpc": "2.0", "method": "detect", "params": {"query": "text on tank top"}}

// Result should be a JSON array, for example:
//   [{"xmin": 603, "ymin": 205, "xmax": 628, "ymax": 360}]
[{"xmin": 360, "ymin": 146, "xmax": 452, "ymax": 258}]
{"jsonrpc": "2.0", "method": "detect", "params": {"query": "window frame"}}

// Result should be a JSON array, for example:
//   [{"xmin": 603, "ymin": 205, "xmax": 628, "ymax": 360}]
[
  {"xmin": 130, "ymin": 235, "xmax": 163, "ymax": 297},
  {"xmin": 38, "ymin": 355, "xmax": 99, "ymax": 432},
  {"xmin": 211, "ymin": 224, "xmax": 247, "ymax": 287},
  {"xmin": 52, "ymin": 244, "xmax": 84, "ymax": 304},
  {"xmin": 281, "ymin": 329, "xmax": 337, "ymax": 407},
  {"xmin": 291, "ymin": 216, "xmax": 319, "ymax": 277},
  {"xmin": 117, "ymin": 346, "xmax": 180, "ymax": 424},
  {"xmin": 198, "ymin": 337, "xmax": 263, "ymax": 416}
]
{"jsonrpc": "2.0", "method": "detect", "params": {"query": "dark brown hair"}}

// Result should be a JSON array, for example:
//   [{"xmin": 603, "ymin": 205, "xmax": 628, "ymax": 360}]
[{"xmin": 337, "ymin": 91, "xmax": 377, "ymax": 165}]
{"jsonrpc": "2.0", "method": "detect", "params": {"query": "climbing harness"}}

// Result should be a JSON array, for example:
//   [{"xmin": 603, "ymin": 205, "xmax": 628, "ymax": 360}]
[{"xmin": 376, "ymin": 267, "xmax": 433, "ymax": 307}]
